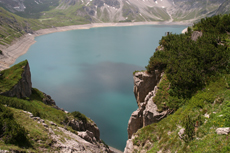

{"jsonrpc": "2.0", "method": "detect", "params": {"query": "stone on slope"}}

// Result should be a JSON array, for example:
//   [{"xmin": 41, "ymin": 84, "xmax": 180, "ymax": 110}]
[{"xmin": 216, "ymin": 127, "xmax": 230, "ymax": 135}]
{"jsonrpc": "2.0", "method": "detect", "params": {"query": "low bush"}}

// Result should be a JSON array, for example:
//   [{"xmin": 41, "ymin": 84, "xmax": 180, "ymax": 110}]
[
  {"xmin": 71, "ymin": 111, "xmax": 87, "ymax": 123},
  {"xmin": 0, "ymin": 104, "xmax": 29, "ymax": 146}
]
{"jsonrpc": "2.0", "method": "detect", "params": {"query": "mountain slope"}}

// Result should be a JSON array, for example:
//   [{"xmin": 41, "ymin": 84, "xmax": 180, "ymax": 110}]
[
  {"xmin": 0, "ymin": 7, "xmax": 48, "ymax": 47},
  {"xmin": 1, "ymin": 0, "xmax": 230, "ymax": 23}
]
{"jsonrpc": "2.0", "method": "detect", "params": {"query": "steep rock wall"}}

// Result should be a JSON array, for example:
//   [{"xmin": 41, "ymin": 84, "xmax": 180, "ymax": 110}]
[
  {"xmin": 125, "ymin": 70, "xmax": 167, "ymax": 152},
  {"xmin": 128, "ymin": 70, "xmax": 163, "ymax": 139}
]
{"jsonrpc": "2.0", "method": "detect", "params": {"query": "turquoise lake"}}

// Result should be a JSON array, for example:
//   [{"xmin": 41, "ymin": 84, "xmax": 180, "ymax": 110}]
[{"xmin": 14, "ymin": 25, "xmax": 187, "ymax": 151}]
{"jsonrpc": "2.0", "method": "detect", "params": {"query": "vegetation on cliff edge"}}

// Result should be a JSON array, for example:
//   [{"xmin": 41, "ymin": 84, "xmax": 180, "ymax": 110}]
[
  {"xmin": 0, "ymin": 61, "xmax": 102, "ymax": 152},
  {"xmin": 134, "ymin": 14, "xmax": 230, "ymax": 152}
]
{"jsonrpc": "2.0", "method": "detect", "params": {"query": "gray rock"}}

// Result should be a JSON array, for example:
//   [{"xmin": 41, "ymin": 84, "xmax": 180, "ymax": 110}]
[
  {"xmin": 78, "ymin": 130, "xmax": 95, "ymax": 144},
  {"xmin": 0, "ymin": 61, "xmax": 32, "ymax": 98},
  {"xmin": 48, "ymin": 128, "xmax": 55, "ymax": 134},
  {"xmin": 127, "ymin": 109, "xmax": 143, "ymax": 139},
  {"xmin": 42, "ymin": 123, "xmax": 48, "ymax": 128},
  {"xmin": 143, "ymin": 89, "xmax": 168, "ymax": 127},
  {"xmin": 49, "ymin": 121, "xmax": 57, "ymax": 126},
  {"xmin": 178, "ymin": 128, "xmax": 185, "ymax": 139},
  {"xmin": 69, "ymin": 119, "xmax": 100, "ymax": 140},
  {"xmin": 53, "ymin": 127, "xmax": 110, "ymax": 153},
  {"xmin": 42, "ymin": 93, "xmax": 56, "ymax": 106},
  {"xmin": 33, "ymin": 117, "xmax": 41, "ymax": 121},
  {"xmin": 133, "ymin": 71, "xmax": 162, "ymax": 106},
  {"xmin": 0, "ymin": 149, "xmax": 9, "ymax": 153},
  {"xmin": 216, "ymin": 127, "xmax": 230, "ymax": 135},
  {"xmin": 127, "ymin": 72, "xmax": 164, "ymax": 139},
  {"xmin": 124, "ymin": 136, "xmax": 135, "ymax": 153},
  {"xmin": 191, "ymin": 31, "xmax": 202, "ymax": 41}
]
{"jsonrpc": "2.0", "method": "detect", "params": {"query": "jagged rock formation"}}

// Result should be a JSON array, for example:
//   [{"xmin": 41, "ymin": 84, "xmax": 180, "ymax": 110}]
[
  {"xmin": 42, "ymin": 92, "xmax": 56, "ymax": 106},
  {"xmin": 69, "ymin": 119, "xmax": 100, "ymax": 140},
  {"xmin": 125, "ymin": 70, "xmax": 171, "ymax": 152},
  {"xmin": 133, "ymin": 71, "xmax": 162, "ymax": 107},
  {"xmin": 0, "ymin": 61, "xmax": 32, "ymax": 98},
  {"xmin": 127, "ymin": 71, "xmax": 163, "ymax": 139}
]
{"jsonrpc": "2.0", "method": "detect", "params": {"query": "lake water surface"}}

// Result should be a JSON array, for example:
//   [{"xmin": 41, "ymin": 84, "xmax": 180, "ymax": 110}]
[{"xmin": 14, "ymin": 25, "xmax": 187, "ymax": 151}]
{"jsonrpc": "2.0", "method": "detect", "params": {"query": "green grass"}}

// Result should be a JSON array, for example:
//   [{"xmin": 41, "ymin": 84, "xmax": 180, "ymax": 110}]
[{"xmin": 0, "ymin": 60, "xmax": 27, "ymax": 93}]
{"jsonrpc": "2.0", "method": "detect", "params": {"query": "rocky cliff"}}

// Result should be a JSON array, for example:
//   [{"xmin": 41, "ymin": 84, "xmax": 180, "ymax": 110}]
[
  {"xmin": 125, "ymin": 70, "xmax": 168, "ymax": 152},
  {"xmin": 0, "ymin": 60, "xmax": 32, "ymax": 98}
]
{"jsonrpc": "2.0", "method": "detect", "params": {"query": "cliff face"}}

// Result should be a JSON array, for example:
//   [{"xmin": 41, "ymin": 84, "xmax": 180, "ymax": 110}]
[
  {"xmin": 128, "ymin": 70, "xmax": 163, "ymax": 139},
  {"xmin": 0, "ymin": 61, "xmax": 32, "ymax": 98},
  {"xmin": 125, "ymin": 70, "xmax": 167, "ymax": 153}
]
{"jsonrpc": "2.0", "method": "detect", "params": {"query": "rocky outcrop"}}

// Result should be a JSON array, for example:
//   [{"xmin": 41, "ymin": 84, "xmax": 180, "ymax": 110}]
[
  {"xmin": 143, "ymin": 86, "xmax": 168, "ymax": 127},
  {"xmin": 133, "ymin": 71, "xmax": 162, "ymax": 107},
  {"xmin": 124, "ymin": 135, "xmax": 136, "ymax": 153},
  {"xmin": 23, "ymin": 109, "xmax": 110, "ymax": 153},
  {"xmin": 69, "ymin": 119, "xmax": 100, "ymax": 140},
  {"xmin": 126, "ymin": 70, "xmax": 169, "ymax": 151},
  {"xmin": 127, "ymin": 109, "xmax": 143, "ymax": 139},
  {"xmin": 78, "ymin": 130, "xmax": 97, "ymax": 144},
  {"xmin": 127, "ymin": 71, "xmax": 164, "ymax": 139},
  {"xmin": 1, "ymin": 61, "xmax": 32, "ymax": 98},
  {"xmin": 216, "ymin": 127, "xmax": 230, "ymax": 135},
  {"xmin": 42, "ymin": 92, "xmax": 56, "ymax": 106},
  {"xmin": 191, "ymin": 31, "xmax": 203, "ymax": 41}
]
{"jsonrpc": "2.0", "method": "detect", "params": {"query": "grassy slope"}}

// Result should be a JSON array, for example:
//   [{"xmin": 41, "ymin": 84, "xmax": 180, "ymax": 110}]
[
  {"xmin": 0, "ymin": 7, "xmax": 49, "ymax": 46},
  {"xmin": 0, "ymin": 61, "xmax": 94, "ymax": 152},
  {"xmin": 38, "ymin": 2, "xmax": 91, "ymax": 27},
  {"xmin": 134, "ymin": 14, "xmax": 230, "ymax": 152},
  {"xmin": 133, "ymin": 75, "xmax": 230, "ymax": 152},
  {"xmin": 0, "ymin": 60, "xmax": 27, "ymax": 93},
  {"xmin": 0, "ymin": 91, "xmax": 90, "ymax": 152}
]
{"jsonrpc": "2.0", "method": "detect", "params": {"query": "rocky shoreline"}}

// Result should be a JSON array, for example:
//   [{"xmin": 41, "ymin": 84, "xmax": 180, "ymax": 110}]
[{"xmin": 0, "ymin": 21, "xmax": 190, "ymax": 70}]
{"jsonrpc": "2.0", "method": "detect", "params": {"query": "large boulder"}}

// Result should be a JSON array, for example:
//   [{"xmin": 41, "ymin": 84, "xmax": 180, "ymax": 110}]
[
  {"xmin": 191, "ymin": 31, "xmax": 203, "ymax": 41},
  {"xmin": 216, "ymin": 127, "xmax": 230, "ymax": 135}
]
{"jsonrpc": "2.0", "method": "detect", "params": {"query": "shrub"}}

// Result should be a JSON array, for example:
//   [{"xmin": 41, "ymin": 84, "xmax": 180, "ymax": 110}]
[
  {"xmin": 182, "ymin": 115, "xmax": 195, "ymax": 143},
  {"xmin": 146, "ymin": 15, "xmax": 230, "ymax": 98},
  {"xmin": 71, "ymin": 111, "xmax": 87, "ymax": 123},
  {"xmin": 0, "ymin": 104, "xmax": 29, "ymax": 146}
]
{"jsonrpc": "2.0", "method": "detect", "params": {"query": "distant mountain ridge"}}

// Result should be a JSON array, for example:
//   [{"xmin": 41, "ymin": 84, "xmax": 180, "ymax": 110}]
[{"xmin": 0, "ymin": 0, "xmax": 230, "ymax": 23}]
